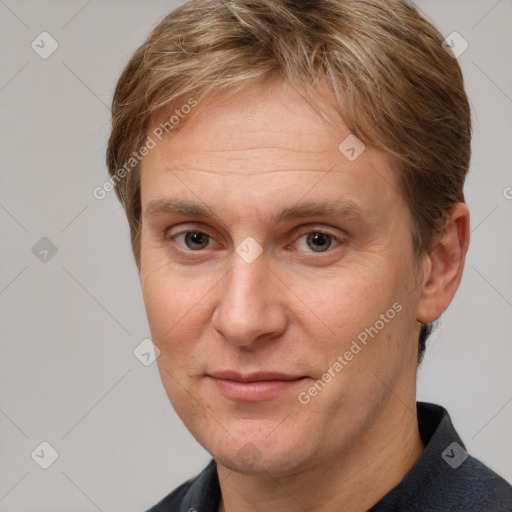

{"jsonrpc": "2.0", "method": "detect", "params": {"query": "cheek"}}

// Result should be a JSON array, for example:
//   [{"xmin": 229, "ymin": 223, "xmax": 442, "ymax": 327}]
[
  {"xmin": 298, "ymin": 257, "xmax": 417, "ymax": 397},
  {"xmin": 140, "ymin": 254, "xmax": 210, "ymax": 411},
  {"xmin": 294, "ymin": 270, "xmax": 415, "ymax": 428},
  {"xmin": 139, "ymin": 247, "xmax": 223, "ymax": 378},
  {"xmin": 140, "ymin": 250, "xmax": 199, "ymax": 350},
  {"xmin": 303, "ymin": 265, "xmax": 400, "ymax": 341}
]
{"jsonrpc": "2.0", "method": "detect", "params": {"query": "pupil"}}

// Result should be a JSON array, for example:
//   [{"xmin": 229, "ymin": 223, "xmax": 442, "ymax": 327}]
[
  {"xmin": 308, "ymin": 233, "xmax": 330, "ymax": 252},
  {"xmin": 187, "ymin": 232, "xmax": 207, "ymax": 249}
]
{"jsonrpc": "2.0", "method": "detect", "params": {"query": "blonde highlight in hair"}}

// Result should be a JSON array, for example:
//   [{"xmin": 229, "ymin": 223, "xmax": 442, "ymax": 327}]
[{"xmin": 107, "ymin": 0, "xmax": 471, "ymax": 268}]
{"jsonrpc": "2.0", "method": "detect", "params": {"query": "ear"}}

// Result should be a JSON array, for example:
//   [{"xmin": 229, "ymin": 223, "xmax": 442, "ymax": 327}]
[{"xmin": 416, "ymin": 202, "xmax": 470, "ymax": 324}]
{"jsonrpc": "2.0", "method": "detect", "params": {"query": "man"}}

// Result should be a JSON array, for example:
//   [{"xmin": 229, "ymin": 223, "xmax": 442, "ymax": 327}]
[{"xmin": 106, "ymin": 0, "xmax": 512, "ymax": 510}]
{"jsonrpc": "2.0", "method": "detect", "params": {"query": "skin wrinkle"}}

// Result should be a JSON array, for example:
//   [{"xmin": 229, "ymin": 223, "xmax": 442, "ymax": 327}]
[
  {"xmin": 164, "ymin": 167, "xmax": 340, "ymax": 175},
  {"xmin": 196, "ymin": 146, "xmax": 330, "ymax": 154}
]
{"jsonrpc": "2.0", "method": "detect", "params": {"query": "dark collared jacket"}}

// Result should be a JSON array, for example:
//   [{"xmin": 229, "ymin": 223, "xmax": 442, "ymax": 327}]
[{"xmin": 146, "ymin": 402, "xmax": 512, "ymax": 512}]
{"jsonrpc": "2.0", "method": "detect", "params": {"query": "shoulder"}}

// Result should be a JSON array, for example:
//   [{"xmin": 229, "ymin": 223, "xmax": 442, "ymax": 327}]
[
  {"xmin": 144, "ymin": 459, "xmax": 219, "ymax": 512},
  {"xmin": 145, "ymin": 479, "xmax": 194, "ymax": 512},
  {"xmin": 371, "ymin": 402, "xmax": 512, "ymax": 511},
  {"xmin": 416, "ymin": 402, "xmax": 512, "ymax": 511},
  {"xmin": 374, "ymin": 454, "xmax": 512, "ymax": 512},
  {"xmin": 446, "ymin": 454, "xmax": 512, "ymax": 511}
]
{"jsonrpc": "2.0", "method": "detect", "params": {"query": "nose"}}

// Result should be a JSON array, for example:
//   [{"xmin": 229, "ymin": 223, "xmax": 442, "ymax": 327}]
[{"xmin": 211, "ymin": 248, "xmax": 288, "ymax": 348}]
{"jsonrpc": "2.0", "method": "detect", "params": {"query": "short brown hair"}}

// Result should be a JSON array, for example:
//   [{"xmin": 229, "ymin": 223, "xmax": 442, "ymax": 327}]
[{"xmin": 106, "ymin": 0, "xmax": 471, "ymax": 361}]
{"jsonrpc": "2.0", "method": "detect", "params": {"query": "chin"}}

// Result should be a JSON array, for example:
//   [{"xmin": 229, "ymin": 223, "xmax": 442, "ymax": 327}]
[{"xmin": 207, "ymin": 427, "xmax": 317, "ymax": 476}]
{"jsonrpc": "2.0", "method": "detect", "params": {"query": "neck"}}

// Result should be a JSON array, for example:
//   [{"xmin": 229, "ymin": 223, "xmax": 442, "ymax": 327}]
[{"xmin": 217, "ymin": 395, "xmax": 424, "ymax": 512}]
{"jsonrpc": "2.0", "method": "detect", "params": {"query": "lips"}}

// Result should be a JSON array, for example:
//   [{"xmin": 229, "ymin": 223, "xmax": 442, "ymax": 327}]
[{"xmin": 207, "ymin": 370, "xmax": 307, "ymax": 401}]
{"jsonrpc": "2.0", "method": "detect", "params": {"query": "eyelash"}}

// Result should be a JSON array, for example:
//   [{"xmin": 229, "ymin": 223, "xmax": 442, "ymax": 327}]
[{"xmin": 166, "ymin": 227, "xmax": 344, "ymax": 254}]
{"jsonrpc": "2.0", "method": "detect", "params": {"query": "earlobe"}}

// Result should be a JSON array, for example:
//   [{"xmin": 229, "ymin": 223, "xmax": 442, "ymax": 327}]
[{"xmin": 416, "ymin": 203, "xmax": 470, "ymax": 324}]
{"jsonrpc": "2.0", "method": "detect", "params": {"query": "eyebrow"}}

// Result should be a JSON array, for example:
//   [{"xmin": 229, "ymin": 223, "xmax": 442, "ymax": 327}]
[{"xmin": 143, "ymin": 198, "xmax": 368, "ymax": 224}]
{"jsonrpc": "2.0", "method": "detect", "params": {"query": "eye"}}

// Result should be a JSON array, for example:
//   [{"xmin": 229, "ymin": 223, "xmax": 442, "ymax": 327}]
[
  {"xmin": 295, "ymin": 231, "xmax": 341, "ymax": 253},
  {"xmin": 167, "ymin": 228, "xmax": 343, "ymax": 254},
  {"xmin": 173, "ymin": 231, "xmax": 212, "ymax": 251}
]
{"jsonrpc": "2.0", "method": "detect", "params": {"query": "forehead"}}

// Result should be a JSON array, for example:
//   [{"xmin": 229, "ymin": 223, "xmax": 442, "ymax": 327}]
[
  {"xmin": 146, "ymin": 81, "xmax": 342, "ymax": 167},
  {"xmin": 141, "ymin": 80, "xmax": 403, "ymax": 220}
]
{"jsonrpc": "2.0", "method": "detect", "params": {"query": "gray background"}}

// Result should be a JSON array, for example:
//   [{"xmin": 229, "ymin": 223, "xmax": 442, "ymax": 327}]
[{"xmin": 0, "ymin": 0, "xmax": 511, "ymax": 510}]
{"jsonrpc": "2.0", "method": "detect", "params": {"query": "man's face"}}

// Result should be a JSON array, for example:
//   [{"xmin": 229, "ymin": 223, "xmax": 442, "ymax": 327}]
[{"xmin": 139, "ymin": 79, "xmax": 425, "ymax": 475}]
